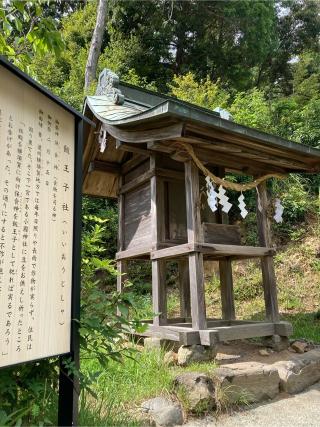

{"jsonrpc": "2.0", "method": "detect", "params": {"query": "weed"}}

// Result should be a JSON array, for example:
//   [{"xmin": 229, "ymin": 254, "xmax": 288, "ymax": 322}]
[{"xmin": 215, "ymin": 383, "xmax": 251, "ymax": 414}]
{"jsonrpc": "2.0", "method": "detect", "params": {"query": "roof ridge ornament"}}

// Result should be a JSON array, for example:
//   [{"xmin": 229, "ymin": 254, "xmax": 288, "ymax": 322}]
[{"xmin": 96, "ymin": 69, "xmax": 125, "ymax": 105}]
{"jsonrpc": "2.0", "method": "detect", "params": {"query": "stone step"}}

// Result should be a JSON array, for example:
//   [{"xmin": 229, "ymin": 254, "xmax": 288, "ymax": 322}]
[{"xmin": 214, "ymin": 349, "xmax": 320, "ymax": 402}]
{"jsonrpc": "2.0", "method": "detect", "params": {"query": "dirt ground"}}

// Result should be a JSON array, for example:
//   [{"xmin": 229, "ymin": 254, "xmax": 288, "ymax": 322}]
[{"xmin": 214, "ymin": 339, "xmax": 313, "ymax": 365}]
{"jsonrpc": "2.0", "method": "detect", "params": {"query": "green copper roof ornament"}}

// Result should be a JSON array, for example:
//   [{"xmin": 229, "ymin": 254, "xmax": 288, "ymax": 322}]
[{"xmin": 96, "ymin": 69, "xmax": 125, "ymax": 105}]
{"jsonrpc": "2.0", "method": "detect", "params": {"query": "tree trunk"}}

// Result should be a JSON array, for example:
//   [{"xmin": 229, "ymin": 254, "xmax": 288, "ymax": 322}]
[{"xmin": 84, "ymin": 0, "xmax": 107, "ymax": 90}]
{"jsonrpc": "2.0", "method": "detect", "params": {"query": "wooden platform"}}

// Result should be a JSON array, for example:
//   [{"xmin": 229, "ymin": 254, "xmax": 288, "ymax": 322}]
[
  {"xmin": 116, "ymin": 242, "xmax": 275, "ymax": 261},
  {"xmin": 151, "ymin": 242, "xmax": 275, "ymax": 261},
  {"xmin": 134, "ymin": 319, "xmax": 293, "ymax": 347}
]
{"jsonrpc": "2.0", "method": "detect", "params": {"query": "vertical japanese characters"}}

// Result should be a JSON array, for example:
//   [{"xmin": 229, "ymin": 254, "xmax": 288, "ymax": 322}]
[{"xmin": 0, "ymin": 66, "xmax": 74, "ymax": 368}]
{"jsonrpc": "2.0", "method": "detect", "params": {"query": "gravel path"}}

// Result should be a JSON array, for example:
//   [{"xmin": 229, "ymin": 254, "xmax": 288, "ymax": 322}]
[{"xmin": 184, "ymin": 382, "xmax": 320, "ymax": 427}]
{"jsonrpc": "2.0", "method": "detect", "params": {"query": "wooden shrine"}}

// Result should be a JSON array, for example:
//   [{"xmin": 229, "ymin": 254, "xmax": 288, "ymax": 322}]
[{"xmin": 82, "ymin": 69, "xmax": 320, "ymax": 349}]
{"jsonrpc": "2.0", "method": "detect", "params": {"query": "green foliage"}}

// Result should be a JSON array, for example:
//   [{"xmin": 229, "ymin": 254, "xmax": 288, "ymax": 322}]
[
  {"xmin": 229, "ymin": 89, "xmax": 273, "ymax": 132},
  {"xmin": 0, "ymin": 1, "xmax": 64, "ymax": 71},
  {"xmin": 80, "ymin": 209, "xmax": 146, "ymax": 369},
  {"xmin": 80, "ymin": 346, "xmax": 173, "ymax": 425},
  {"xmin": 272, "ymin": 175, "xmax": 315, "ymax": 241},
  {"xmin": 170, "ymin": 73, "xmax": 229, "ymax": 110},
  {"xmin": 233, "ymin": 263, "xmax": 264, "ymax": 302},
  {"xmin": 0, "ymin": 358, "xmax": 59, "ymax": 425}
]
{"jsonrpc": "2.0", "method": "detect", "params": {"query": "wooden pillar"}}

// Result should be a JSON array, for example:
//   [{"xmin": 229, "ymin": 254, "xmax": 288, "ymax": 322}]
[
  {"xmin": 256, "ymin": 182, "xmax": 279, "ymax": 322},
  {"xmin": 150, "ymin": 154, "xmax": 167, "ymax": 326},
  {"xmin": 185, "ymin": 160, "xmax": 207, "ymax": 330},
  {"xmin": 152, "ymin": 259, "xmax": 167, "ymax": 326},
  {"xmin": 178, "ymin": 258, "xmax": 191, "ymax": 319},
  {"xmin": 219, "ymin": 258, "xmax": 235, "ymax": 321},
  {"xmin": 117, "ymin": 261, "xmax": 127, "ymax": 293}
]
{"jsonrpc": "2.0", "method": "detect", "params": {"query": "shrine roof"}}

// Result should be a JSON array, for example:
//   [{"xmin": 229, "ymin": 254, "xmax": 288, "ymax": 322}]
[
  {"xmin": 82, "ymin": 69, "xmax": 320, "ymax": 199},
  {"xmin": 84, "ymin": 72, "xmax": 320, "ymax": 168}
]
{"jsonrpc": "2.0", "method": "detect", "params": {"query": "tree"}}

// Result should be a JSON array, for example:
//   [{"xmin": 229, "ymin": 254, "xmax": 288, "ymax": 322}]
[
  {"xmin": 85, "ymin": 0, "xmax": 108, "ymax": 90},
  {"xmin": 169, "ymin": 72, "xmax": 229, "ymax": 110},
  {"xmin": 0, "ymin": 0, "xmax": 64, "ymax": 71}
]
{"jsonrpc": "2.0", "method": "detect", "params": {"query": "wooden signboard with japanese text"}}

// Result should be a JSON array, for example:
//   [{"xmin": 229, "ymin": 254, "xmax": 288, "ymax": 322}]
[{"xmin": 0, "ymin": 64, "xmax": 75, "ymax": 368}]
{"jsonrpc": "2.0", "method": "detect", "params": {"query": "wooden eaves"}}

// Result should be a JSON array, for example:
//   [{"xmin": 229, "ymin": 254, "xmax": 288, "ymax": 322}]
[{"xmin": 82, "ymin": 81, "xmax": 320, "ymax": 198}]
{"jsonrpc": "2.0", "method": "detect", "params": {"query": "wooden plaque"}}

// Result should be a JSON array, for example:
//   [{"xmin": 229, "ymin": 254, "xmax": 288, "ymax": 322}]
[{"xmin": 0, "ymin": 64, "xmax": 75, "ymax": 368}]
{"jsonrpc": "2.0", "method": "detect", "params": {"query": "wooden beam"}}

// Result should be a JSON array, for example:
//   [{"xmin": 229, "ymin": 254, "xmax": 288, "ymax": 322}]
[
  {"xmin": 171, "ymin": 137, "xmax": 288, "ymax": 175},
  {"xmin": 148, "ymin": 141, "xmax": 173, "ymax": 153},
  {"xmin": 150, "ymin": 242, "xmax": 275, "ymax": 260},
  {"xmin": 116, "ymin": 140, "xmax": 151, "ymax": 156},
  {"xmin": 88, "ymin": 160, "xmax": 121, "ymax": 175},
  {"xmin": 181, "ymin": 135, "xmax": 308, "ymax": 171},
  {"xmin": 155, "ymin": 168, "xmax": 184, "ymax": 181},
  {"xmin": 116, "ymin": 245, "xmax": 151, "ymax": 260},
  {"xmin": 215, "ymin": 322, "xmax": 276, "ymax": 341},
  {"xmin": 197, "ymin": 243, "xmax": 275, "ymax": 258},
  {"xmin": 219, "ymin": 258, "xmax": 235, "ymax": 321},
  {"xmin": 185, "ymin": 123, "xmax": 317, "ymax": 171},
  {"xmin": 106, "ymin": 122, "xmax": 184, "ymax": 143},
  {"xmin": 141, "ymin": 325, "xmax": 201, "ymax": 344},
  {"xmin": 121, "ymin": 154, "xmax": 148, "ymax": 175},
  {"xmin": 274, "ymin": 321, "xmax": 293, "ymax": 336},
  {"xmin": 120, "ymin": 168, "xmax": 154, "ymax": 194},
  {"xmin": 256, "ymin": 182, "xmax": 279, "ymax": 322},
  {"xmin": 151, "ymin": 243, "xmax": 194, "ymax": 260}
]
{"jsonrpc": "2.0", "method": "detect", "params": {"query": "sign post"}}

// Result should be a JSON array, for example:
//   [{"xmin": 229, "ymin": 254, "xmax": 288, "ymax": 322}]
[
  {"xmin": 58, "ymin": 119, "xmax": 83, "ymax": 426},
  {"xmin": 0, "ymin": 56, "xmax": 91, "ymax": 426}
]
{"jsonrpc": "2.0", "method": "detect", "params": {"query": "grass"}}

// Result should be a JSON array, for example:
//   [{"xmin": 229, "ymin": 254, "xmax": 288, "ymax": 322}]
[
  {"xmin": 79, "ymin": 223, "xmax": 320, "ymax": 425},
  {"xmin": 79, "ymin": 346, "xmax": 172, "ymax": 425},
  {"xmin": 79, "ymin": 345, "xmax": 218, "ymax": 426}
]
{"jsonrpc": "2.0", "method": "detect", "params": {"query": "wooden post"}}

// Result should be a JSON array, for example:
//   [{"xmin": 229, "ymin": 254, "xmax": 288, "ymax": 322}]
[
  {"xmin": 178, "ymin": 259, "xmax": 191, "ymax": 319},
  {"xmin": 150, "ymin": 154, "xmax": 167, "ymax": 326},
  {"xmin": 116, "ymin": 260, "xmax": 128, "ymax": 316},
  {"xmin": 219, "ymin": 258, "xmax": 235, "ymax": 321},
  {"xmin": 256, "ymin": 182, "xmax": 279, "ymax": 322},
  {"xmin": 185, "ymin": 160, "xmax": 207, "ymax": 330},
  {"xmin": 152, "ymin": 259, "xmax": 167, "ymax": 326}
]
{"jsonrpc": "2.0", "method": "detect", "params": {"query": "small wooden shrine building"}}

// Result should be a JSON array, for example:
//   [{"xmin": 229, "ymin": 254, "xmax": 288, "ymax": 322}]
[{"xmin": 82, "ymin": 69, "xmax": 320, "ymax": 349}]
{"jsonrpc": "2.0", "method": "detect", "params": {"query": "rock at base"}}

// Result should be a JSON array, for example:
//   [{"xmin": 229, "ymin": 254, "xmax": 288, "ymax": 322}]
[
  {"xmin": 141, "ymin": 397, "xmax": 183, "ymax": 426},
  {"xmin": 215, "ymin": 361, "xmax": 280, "ymax": 403},
  {"xmin": 291, "ymin": 340, "xmax": 308, "ymax": 354},
  {"xmin": 274, "ymin": 349, "xmax": 320, "ymax": 394},
  {"xmin": 259, "ymin": 348, "xmax": 271, "ymax": 356},
  {"xmin": 263, "ymin": 335, "xmax": 289, "ymax": 352},
  {"xmin": 177, "ymin": 345, "xmax": 216, "ymax": 366},
  {"xmin": 174, "ymin": 372, "xmax": 216, "ymax": 414}
]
